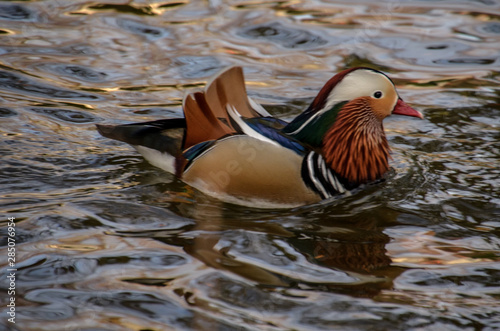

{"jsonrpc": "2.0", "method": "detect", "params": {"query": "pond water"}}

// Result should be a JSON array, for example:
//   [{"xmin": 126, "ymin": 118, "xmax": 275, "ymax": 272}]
[{"xmin": 1, "ymin": 0, "xmax": 500, "ymax": 330}]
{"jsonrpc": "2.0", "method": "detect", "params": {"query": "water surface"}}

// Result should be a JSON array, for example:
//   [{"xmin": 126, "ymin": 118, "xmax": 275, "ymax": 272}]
[{"xmin": 1, "ymin": 0, "xmax": 500, "ymax": 330}]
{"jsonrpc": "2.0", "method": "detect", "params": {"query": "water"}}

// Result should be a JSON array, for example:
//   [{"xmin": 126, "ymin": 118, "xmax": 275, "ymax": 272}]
[{"xmin": 1, "ymin": 0, "xmax": 499, "ymax": 330}]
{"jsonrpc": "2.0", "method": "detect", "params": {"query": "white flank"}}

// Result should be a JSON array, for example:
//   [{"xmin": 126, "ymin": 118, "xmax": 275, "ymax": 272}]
[
  {"xmin": 327, "ymin": 168, "xmax": 346, "ymax": 194},
  {"xmin": 307, "ymin": 153, "xmax": 330, "ymax": 198},
  {"xmin": 318, "ymin": 155, "xmax": 346, "ymax": 194},
  {"xmin": 318, "ymin": 156, "xmax": 330, "ymax": 183},
  {"xmin": 134, "ymin": 145, "xmax": 176, "ymax": 174}
]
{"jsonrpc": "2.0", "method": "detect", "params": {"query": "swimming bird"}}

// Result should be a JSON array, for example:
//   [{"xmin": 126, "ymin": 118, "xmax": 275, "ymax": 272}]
[{"xmin": 97, "ymin": 66, "xmax": 422, "ymax": 208}]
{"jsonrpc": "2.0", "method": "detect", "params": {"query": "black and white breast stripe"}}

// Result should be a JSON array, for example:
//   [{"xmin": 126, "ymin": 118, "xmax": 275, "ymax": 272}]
[{"xmin": 301, "ymin": 152, "xmax": 346, "ymax": 199}]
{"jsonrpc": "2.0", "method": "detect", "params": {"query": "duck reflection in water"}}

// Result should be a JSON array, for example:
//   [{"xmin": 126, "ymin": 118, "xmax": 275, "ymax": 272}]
[{"xmin": 131, "ymin": 201, "xmax": 406, "ymax": 298}]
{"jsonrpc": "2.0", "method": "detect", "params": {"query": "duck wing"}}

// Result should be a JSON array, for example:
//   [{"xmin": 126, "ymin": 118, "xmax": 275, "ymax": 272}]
[{"xmin": 183, "ymin": 66, "xmax": 270, "ymax": 149}]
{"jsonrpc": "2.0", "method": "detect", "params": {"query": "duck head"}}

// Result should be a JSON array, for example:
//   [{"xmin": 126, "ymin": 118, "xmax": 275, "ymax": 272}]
[
  {"xmin": 284, "ymin": 67, "xmax": 423, "ymax": 184},
  {"xmin": 310, "ymin": 67, "xmax": 422, "ymax": 120}
]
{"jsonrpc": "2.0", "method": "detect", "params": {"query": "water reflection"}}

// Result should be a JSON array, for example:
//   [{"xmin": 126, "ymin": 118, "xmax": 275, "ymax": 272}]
[
  {"xmin": 1, "ymin": 0, "xmax": 500, "ymax": 330},
  {"xmin": 111, "ymin": 203, "xmax": 405, "ymax": 300}
]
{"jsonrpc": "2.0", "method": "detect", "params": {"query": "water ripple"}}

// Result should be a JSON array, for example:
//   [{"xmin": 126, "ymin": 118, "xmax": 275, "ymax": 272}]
[
  {"xmin": 1, "ymin": 0, "xmax": 500, "ymax": 330},
  {"xmin": 0, "ymin": 3, "xmax": 33, "ymax": 21},
  {"xmin": 238, "ymin": 21, "xmax": 329, "ymax": 49},
  {"xmin": 0, "ymin": 70, "xmax": 100, "ymax": 100}
]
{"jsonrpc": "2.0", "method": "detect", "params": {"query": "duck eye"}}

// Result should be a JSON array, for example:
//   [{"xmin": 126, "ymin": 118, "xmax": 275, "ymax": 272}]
[{"xmin": 373, "ymin": 91, "xmax": 383, "ymax": 99}]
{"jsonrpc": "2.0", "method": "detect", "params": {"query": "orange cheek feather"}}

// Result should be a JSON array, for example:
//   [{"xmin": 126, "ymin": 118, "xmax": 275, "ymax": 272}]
[{"xmin": 369, "ymin": 90, "xmax": 398, "ymax": 120}]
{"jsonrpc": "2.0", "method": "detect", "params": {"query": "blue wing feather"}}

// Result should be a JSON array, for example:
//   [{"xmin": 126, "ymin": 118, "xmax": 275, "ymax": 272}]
[
  {"xmin": 183, "ymin": 117, "xmax": 309, "ymax": 165},
  {"xmin": 245, "ymin": 117, "xmax": 309, "ymax": 155},
  {"xmin": 184, "ymin": 140, "xmax": 216, "ymax": 161}
]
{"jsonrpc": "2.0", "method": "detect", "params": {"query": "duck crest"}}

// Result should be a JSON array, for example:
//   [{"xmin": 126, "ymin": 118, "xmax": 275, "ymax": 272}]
[
  {"xmin": 309, "ymin": 67, "xmax": 361, "ymax": 111},
  {"xmin": 321, "ymin": 98, "xmax": 391, "ymax": 184}
]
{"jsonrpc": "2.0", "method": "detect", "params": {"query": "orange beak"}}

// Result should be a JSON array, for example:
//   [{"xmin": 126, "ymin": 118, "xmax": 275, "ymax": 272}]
[{"xmin": 393, "ymin": 98, "xmax": 423, "ymax": 119}]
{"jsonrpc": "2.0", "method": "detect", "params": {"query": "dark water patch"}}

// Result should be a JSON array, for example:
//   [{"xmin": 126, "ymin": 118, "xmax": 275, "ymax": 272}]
[
  {"xmin": 395, "ymin": 213, "xmax": 432, "ymax": 227},
  {"xmin": 434, "ymin": 58, "xmax": 496, "ymax": 65},
  {"xmin": 22, "ymin": 289, "xmax": 190, "ymax": 322},
  {"xmin": 0, "ymin": 44, "xmax": 99, "ymax": 57},
  {"xmin": 26, "ymin": 100, "xmax": 103, "ymax": 111},
  {"xmin": 424, "ymin": 106, "xmax": 494, "ymax": 130},
  {"xmin": 296, "ymin": 298, "xmax": 473, "ymax": 330},
  {"xmin": 113, "ymin": 227, "xmax": 196, "ymax": 243},
  {"xmin": 343, "ymin": 54, "xmax": 394, "ymax": 73},
  {"xmin": 191, "ymin": 271, "xmax": 301, "ymax": 311},
  {"xmin": 97, "ymin": 253, "xmax": 187, "ymax": 267},
  {"xmin": 426, "ymin": 44, "xmax": 449, "ymax": 50},
  {"xmin": 188, "ymin": 271, "xmax": 477, "ymax": 330},
  {"xmin": 479, "ymin": 21, "xmax": 500, "ymax": 34},
  {"xmin": 0, "ymin": 107, "xmax": 17, "ymax": 117},
  {"xmin": 132, "ymin": 107, "xmax": 180, "ymax": 116},
  {"xmin": 474, "ymin": 0, "xmax": 499, "ymax": 5},
  {"xmin": 74, "ymin": 199, "xmax": 194, "ymax": 228},
  {"xmin": 372, "ymin": 36, "xmax": 416, "ymax": 51},
  {"xmin": 441, "ymin": 198, "xmax": 500, "ymax": 228},
  {"xmin": 66, "ymin": 43, "xmax": 98, "ymax": 55},
  {"xmin": 0, "ymin": 4, "xmax": 33, "ymax": 21},
  {"xmin": 28, "ymin": 154, "xmax": 113, "ymax": 172},
  {"xmin": 123, "ymin": 277, "xmax": 174, "ymax": 286},
  {"xmin": 0, "ymin": 70, "xmax": 100, "ymax": 100},
  {"xmin": 115, "ymin": 18, "xmax": 168, "ymax": 40},
  {"xmin": 398, "ymin": 266, "xmax": 500, "ymax": 293},
  {"xmin": 30, "ymin": 107, "xmax": 99, "ymax": 123},
  {"xmin": 35, "ymin": 214, "xmax": 103, "ymax": 231},
  {"xmin": 158, "ymin": 2, "xmax": 187, "ymax": 10},
  {"xmin": 174, "ymin": 55, "xmax": 228, "ymax": 79},
  {"xmin": 14, "ymin": 256, "xmax": 98, "ymax": 287},
  {"xmin": 17, "ymin": 285, "xmax": 265, "ymax": 330},
  {"xmin": 372, "ymin": 37, "xmax": 496, "ymax": 67},
  {"xmin": 0, "ymin": 160, "xmax": 58, "ymax": 184},
  {"xmin": 0, "ymin": 154, "xmax": 117, "ymax": 196},
  {"xmin": 88, "ymin": 291, "xmax": 189, "ymax": 321},
  {"xmin": 261, "ymin": 99, "xmax": 310, "ymax": 118},
  {"xmin": 238, "ymin": 22, "xmax": 328, "ymax": 49},
  {"xmin": 87, "ymin": 3, "xmax": 158, "ymax": 16},
  {"xmin": 288, "ymin": 226, "xmax": 392, "ymax": 273},
  {"xmin": 91, "ymin": 154, "xmax": 143, "ymax": 168},
  {"xmin": 436, "ymin": 77, "xmax": 498, "ymax": 89},
  {"xmin": 155, "ymin": 227, "xmax": 365, "ymax": 288},
  {"xmin": 16, "ymin": 304, "xmax": 74, "ymax": 321},
  {"xmin": 0, "ymin": 224, "xmax": 41, "ymax": 247},
  {"xmin": 38, "ymin": 63, "xmax": 109, "ymax": 82},
  {"xmin": 392, "ymin": 134, "xmax": 453, "ymax": 153},
  {"xmin": 88, "ymin": 290, "xmax": 193, "ymax": 324}
]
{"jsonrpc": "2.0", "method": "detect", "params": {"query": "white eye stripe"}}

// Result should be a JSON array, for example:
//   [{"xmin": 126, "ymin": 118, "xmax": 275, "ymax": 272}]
[{"xmin": 323, "ymin": 70, "xmax": 392, "ymax": 109}]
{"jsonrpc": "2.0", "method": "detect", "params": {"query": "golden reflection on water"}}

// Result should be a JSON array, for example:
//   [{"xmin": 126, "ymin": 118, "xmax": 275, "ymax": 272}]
[{"xmin": 1, "ymin": 0, "xmax": 500, "ymax": 330}]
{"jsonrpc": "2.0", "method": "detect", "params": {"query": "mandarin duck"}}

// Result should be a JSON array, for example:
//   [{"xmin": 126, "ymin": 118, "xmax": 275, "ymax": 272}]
[{"xmin": 97, "ymin": 66, "xmax": 422, "ymax": 207}]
